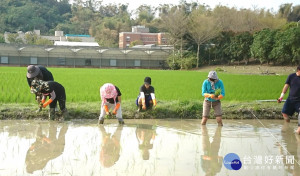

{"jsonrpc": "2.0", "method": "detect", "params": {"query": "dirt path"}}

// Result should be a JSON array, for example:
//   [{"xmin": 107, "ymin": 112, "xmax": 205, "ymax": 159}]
[{"xmin": 197, "ymin": 65, "xmax": 295, "ymax": 75}]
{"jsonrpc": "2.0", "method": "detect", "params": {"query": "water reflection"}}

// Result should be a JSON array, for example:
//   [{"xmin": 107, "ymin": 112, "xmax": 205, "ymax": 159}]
[
  {"xmin": 25, "ymin": 122, "xmax": 68, "ymax": 174},
  {"xmin": 135, "ymin": 124, "xmax": 156, "ymax": 160},
  {"xmin": 99, "ymin": 125, "xmax": 123, "ymax": 167},
  {"xmin": 201, "ymin": 126, "xmax": 223, "ymax": 176},
  {"xmin": 1, "ymin": 119, "xmax": 300, "ymax": 175},
  {"xmin": 281, "ymin": 122, "xmax": 300, "ymax": 175}
]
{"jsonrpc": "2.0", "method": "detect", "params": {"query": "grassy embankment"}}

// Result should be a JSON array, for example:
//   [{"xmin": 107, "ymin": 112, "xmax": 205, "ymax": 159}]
[{"xmin": 0, "ymin": 66, "xmax": 295, "ymax": 120}]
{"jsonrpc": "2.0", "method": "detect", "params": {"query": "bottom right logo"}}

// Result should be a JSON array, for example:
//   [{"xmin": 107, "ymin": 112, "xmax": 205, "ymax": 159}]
[{"xmin": 223, "ymin": 153, "xmax": 242, "ymax": 170}]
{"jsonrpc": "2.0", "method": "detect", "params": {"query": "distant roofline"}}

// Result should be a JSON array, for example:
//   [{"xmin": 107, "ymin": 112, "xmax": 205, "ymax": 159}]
[
  {"xmin": 120, "ymin": 32, "xmax": 166, "ymax": 35},
  {"xmin": 54, "ymin": 41, "xmax": 99, "ymax": 47},
  {"xmin": 65, "ymin": 34, "xmax": 91, "ymax": 37}
]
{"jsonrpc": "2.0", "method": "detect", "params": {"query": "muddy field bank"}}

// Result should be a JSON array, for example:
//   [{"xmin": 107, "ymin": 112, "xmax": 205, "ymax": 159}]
[{"xmin": 0, "ymin": 101, "xmax": 290, "ymax": 120}]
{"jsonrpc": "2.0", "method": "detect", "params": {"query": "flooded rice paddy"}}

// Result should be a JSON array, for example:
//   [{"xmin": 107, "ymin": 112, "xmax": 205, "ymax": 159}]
[{"xmin": 0, "ymin": 119, "xmax": 300, "ymax": 176}]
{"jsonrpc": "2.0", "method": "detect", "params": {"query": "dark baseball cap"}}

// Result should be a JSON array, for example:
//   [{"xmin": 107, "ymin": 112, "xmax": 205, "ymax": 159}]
[{"xmin": 144, "ymin": 77, "xmax": 151, "ymax": 85}]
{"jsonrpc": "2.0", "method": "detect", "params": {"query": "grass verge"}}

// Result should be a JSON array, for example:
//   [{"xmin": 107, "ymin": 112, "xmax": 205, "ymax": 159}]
[{"xmin": 0, "ymin": 100, "xmax": 289, "ymax": 120}]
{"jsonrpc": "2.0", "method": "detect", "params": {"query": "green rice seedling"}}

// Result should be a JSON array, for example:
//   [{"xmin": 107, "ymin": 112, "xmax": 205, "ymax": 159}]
[
  {"xmin": 214, "ymin": 88, "xmax": 222, "ymax": 97},
  {"xmin": 0, "ymin": 67, "xmax": 288, "ymax": 103}
]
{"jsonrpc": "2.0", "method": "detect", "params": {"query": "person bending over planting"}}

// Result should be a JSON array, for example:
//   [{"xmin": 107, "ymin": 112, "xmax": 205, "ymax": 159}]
[
  {"xmin": 278, "ymin": 65, "xmax": 300, "ymax": 134},
  {"xmin": 201, "ymin": 71, "xmax": 225, "ymax": 126},
  {"xmin": 99, "ymin": 83, "xmax": 124, "ymax": 125},
  {"xmin": 27, "ymin": 65, "xmax": 54, "ymax": 112},
  {"xmin": 31, "ymin": 80, "xmax": 67, "ymax": 121},
  {"xmin": 26, "ymin": 65, "xmax": 54, "ymax": 87},
  {"xmin": 136, "ymin": 77, "xmax": 157, "ymax": 111}
]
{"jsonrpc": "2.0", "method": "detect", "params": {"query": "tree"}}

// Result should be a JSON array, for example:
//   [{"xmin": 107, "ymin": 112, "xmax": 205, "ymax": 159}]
[
  {"xmin": 278, "ymin": 3, "xmax": 293, "ymax": 19},
  {"xmin": 129, "ymin": 40, "xmax": 143, "ymax": 47},
  {"xmin": 0, "ymin": 0, "xmax": 71, "ymax": 34},
  {"xmin": 188, "ymin": 9, "xmax": 221, "ymax": 68},
  {"xmin": 258, "ymin": 9, "xmax": 287, "ymax": 29},
  {"xmin": 250, "ymin": 29, "xmax": 277, "ymax": 64},
  {"xmin": 135, "ymin": 5, "xmax": 155, "ymax": 25},
  {"xmin": 229, "ymin": 32, "xmax": 253, "ymax": 65},
  {"xmin": 0, "ymin": 34, "xmax": 5, "ymax": 43},
  {"xmin": 35, "ymin": 38, "xmax": 53, "ymax": 45},
  {"xmin": 70, "ymin": 5, "xmax": 95, "ymax": 34},
  {"xmin": 95, "ymin": 28, "xmax": 118, "ymax": 47},
  {"xmin": 7, "ymin": 33, "xmax": 24, "ymax": 44},
  {"xmin": 160, "ymin": 8, "xmax": 188, "ymax": 69},
  {"xmin": 25, "ymin": 33, "xmax": 39, "ymax": 44},
  {"xmin": 270, "ymin": 25, "xmax": 300, "ymax": 64}
]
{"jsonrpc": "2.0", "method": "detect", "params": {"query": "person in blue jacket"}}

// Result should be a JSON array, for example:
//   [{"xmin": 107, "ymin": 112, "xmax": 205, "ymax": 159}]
[{"xmin": 201, "ymin": 71, "xmax": 225, "ymax": 126}]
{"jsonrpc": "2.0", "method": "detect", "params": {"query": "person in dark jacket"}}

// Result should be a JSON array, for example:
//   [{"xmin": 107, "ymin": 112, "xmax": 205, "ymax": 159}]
[
  {"xmin": 27, "ymin": 65, "xmax": 54, "ymax": 112},
  {"xmin": 26, "ymin": 65, "xmax": 54, "ymax": 87},
  {"xmin": 25, "ymin": 123, "xmax": 68, "ymax": 174},
  {"xmin": 31, "ymin": 80, "xmax": 67, "ymax": 120}
]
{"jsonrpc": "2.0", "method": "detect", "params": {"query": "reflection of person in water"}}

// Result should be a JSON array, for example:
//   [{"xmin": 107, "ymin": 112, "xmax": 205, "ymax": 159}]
[
  {"xmin": 280, "ymin": 122, "xmax": 300, "ymax": 175},
  {"xmin": 99, "ymin": 125, "xmax": 123, "ymax": 167},
  {"xmin": 25, "ymin": 123, "xmax": 68, "ymax": 174},
  {"xmin": 135, "ymin": 124, "xmax": 156, "ymax": 160},
  {"xmin": 201, "ymin": 126, "xmax": 223, "ymax": 176}
]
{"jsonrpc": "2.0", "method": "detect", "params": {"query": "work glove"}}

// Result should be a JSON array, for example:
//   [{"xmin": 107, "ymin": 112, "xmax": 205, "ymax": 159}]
[
  {"xmin": 104, "ymin": 105, "xmax": 110, "ymax": 115},
  {"xmin": 204, "ymin": 93, "xmax": 215, "ymax": 98},
  {"xmin": 153, "ymin": 99, "xmax": 157, "ymax": 107},
  {"xmin": 142, "ymin": 105, "xmax": 147, "ymax": 110},
  {"xmin": 277, "ymin": 93, "xmax": 284, "ymax": 103},
  {"xmin": 112, "ymin": 103, "xmax": 120, "ymax": 115},
  {"xmin": 217, "ymin": 95, "xmax": 223, "ymax": 100},
  {"xmin": 42, "ymin": 99, "xmax": 53, "ymax": 108}
]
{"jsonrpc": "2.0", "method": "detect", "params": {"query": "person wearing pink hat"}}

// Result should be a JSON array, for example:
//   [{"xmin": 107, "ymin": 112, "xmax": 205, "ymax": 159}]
[{"xmin": 99, "ymin": 83, "xmax": 124, "ymax": 124}]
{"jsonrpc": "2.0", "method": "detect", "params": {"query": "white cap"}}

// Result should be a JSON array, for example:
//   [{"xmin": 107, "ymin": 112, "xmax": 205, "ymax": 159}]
[{"xmin": 208, "ymin": 71, "xmax": 218, "ymax": 80}]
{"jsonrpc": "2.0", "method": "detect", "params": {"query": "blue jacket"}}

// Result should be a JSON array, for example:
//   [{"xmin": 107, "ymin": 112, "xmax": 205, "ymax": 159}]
[{"xmin": 202, "ymin": 79, "xmax": 225, "ymax": 102}]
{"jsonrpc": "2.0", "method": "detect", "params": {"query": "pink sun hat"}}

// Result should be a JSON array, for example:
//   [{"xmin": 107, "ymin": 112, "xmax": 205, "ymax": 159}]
[{"xmin": 100, "ymin": 83, "xmax": 118, "ymax": 105}]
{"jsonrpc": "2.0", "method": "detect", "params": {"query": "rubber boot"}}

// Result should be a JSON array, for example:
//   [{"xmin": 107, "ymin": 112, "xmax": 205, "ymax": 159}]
[
  {"xmin": 49, "ymin": 108, "xmax": 55, "ymax": 120},
  {"xmin": 60, "ymin": 108, "xmax": 68, "ymax": 121},
  {"xmin": 55, "ymin": 104, "xmax": 59, "ymax": 112},
  {"xmin": 98, "ymin": 118, "xmax": 104, "ymax": 125},
  {"xmin": 118, "ymin": 119, "xmax": 125, "ymax": 125}
]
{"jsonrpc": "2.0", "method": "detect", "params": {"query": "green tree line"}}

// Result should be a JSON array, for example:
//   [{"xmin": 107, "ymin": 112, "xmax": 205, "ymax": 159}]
[{"xmin": 0, "ymin": 0, "xmax": 299, "ymax": 68}]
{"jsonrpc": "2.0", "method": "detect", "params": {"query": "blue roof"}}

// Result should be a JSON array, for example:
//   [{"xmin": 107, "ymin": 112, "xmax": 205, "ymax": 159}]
[{"xmin": 65, "ymin": 34, "xmax": 91, "ymax": 37}]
